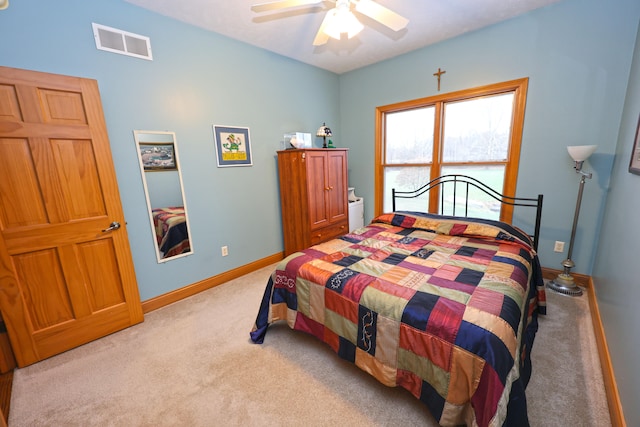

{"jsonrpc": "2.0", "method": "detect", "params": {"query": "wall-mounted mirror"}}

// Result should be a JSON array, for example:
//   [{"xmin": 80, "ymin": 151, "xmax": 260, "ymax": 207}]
[{"xmin": 134, "ymin": 130, "xmax": 193, "ymax": 263}]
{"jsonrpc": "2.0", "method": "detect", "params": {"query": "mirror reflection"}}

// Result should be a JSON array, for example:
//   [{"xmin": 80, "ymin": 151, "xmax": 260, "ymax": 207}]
[{"xmin": 134, "ymin": 130, "xmax": 193, "ymax": 263}]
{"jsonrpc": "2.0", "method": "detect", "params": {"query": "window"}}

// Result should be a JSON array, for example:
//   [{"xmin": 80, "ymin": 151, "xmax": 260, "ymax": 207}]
[{"xmin": 375, "ymin": 78, "xmax": 528, "ymax": 223}]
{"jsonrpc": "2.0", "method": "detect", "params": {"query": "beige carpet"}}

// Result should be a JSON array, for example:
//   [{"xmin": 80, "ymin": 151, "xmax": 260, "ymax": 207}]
[{"xmin": 9, "ymin": 266, "xmax": 611, "ymax": 426}]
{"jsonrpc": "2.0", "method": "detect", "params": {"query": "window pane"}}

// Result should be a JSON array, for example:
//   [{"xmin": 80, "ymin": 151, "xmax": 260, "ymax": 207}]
[
  {"xmin": 383, "ymin": 166, "xmax": 430, "ymax": 213},
  {"xmin": 442, "ymin": 94, "xmax": 513, "ymax": 162},
  {"xmin": 385, "ymin": 107, "xmax": 434, "ymax": 164},
  {"xmin": 440, "ymin": 165, "xmax": 505, "ymax": 219}
]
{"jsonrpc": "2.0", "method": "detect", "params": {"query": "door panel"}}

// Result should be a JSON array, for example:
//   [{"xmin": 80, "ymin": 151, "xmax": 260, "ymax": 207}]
[
  {"xmin": 51, "ymin": 138, "xmax": 106, "ymax": 218},
  {"xmin": 0, "ymin": 66, "xmax": 143, "ymax": 367},
  {"xmin": 306, "ymin": 151, "xmax": 329, "ymax": 229},
  {"xmin": 327, "ymin": 151, "xmax": 347, "ymax": 222},
  {"xmin": 13, "ymin": 249, "xmax": 75, "ymax": 330},
  {"xmin": 0, "ymin": 138, "xmax": 49, "ymax": 227},
  {"xmin": 79, "ymin": 239, "xmax": 126, "ymax": 310}
]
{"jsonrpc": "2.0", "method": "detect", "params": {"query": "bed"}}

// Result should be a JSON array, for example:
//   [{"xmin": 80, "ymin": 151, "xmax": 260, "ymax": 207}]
[
  {"xmin": 250, "ymin": 175, "xmax": 545, "ymax": 426},
  {"xmin": 151, "ymin": 206, "xmax": 190, "ymax": 258}
]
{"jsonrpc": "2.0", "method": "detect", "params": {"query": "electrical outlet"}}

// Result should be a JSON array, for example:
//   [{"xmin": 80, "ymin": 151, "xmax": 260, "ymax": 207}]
[
  {"xmin": 221, "ymin": 246, "xmax": 229, "ymax": 256},
  {"xmin": 553, "ymin": 241, "xmax": 565, "ymax": 253}
]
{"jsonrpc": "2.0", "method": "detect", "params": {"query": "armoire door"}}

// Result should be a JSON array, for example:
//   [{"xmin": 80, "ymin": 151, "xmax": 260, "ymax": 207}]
[
  {"xmin": 0, "ymin": 66, "xmax": 143, "ymax": 367},
  {"xmin": 306, "ymin": 150, "xmax": 330, "ymax": 230},
  {"xmin": 326, "ymin": 150, "xmax": 348, "ymax": 223}
]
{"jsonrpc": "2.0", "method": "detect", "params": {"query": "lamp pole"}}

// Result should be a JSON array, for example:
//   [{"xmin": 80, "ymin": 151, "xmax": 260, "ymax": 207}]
[{"xmin": 548, "ymin": 162, "xmax": 592, "ymax": 296}]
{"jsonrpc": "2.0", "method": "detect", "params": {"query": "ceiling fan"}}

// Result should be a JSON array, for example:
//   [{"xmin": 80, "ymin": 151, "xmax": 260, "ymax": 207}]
[{"xmin": 251, "ymin": 0, "xmax": 409, "ymax": 46}]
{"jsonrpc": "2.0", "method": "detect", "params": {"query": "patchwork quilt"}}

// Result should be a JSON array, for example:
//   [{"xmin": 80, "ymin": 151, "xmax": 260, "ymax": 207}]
[
  {"xmin": 151, "ymin": 206, "xmax": 190, "ymax": 258},
  {"xmin": 251, "ymin": 212, "xmax": 545, "ymax": 427}
]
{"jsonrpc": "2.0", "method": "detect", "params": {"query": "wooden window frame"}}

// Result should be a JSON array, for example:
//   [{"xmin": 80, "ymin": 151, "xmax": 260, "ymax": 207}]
[{"xmin": 374, "ymin": 78, "xmax": 529, "ymax": 223}]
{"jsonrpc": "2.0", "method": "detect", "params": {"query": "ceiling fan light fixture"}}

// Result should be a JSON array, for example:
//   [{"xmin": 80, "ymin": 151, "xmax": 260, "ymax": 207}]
[{"xmin": 323, "ymin": 3, "xmax": 363, "ymax": 40}]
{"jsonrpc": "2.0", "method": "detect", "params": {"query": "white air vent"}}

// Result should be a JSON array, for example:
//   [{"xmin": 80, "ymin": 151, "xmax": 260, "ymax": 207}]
[{"xmin": 92, "ymin": 23, "xmax": 153, "ymax": 61}]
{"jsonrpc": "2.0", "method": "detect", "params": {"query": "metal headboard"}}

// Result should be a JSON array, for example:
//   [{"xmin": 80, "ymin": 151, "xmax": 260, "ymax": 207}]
[{"xmin": 392, "ymin": 174, "xmax": 543, "ymax": 251}]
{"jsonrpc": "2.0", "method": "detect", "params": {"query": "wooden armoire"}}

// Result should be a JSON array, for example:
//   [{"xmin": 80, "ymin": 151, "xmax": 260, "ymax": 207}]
[{"xmin": 277, "ymin": 148, "xmax": 349, "ymax": 256}]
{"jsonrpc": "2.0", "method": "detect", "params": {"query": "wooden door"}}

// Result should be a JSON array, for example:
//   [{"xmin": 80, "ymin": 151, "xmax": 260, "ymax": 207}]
[
  {"xmin": 326, "ymin": 150, "xmax": 348, "ymax": 224},
  {"xmin": 0, "ymin": 66, "xmax": 143, "ymax": 367}
]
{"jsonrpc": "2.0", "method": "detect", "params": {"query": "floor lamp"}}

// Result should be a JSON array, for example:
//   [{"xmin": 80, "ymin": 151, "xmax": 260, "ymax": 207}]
[{"xmin": 548, "ymin": 145, "xmax": 597, "ymax": 297}]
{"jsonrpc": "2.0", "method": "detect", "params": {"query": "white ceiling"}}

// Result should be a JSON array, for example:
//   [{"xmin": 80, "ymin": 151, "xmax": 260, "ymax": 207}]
[{"xmin": 123, "ymin": 0, "xmax": 563, "ymax": 74}]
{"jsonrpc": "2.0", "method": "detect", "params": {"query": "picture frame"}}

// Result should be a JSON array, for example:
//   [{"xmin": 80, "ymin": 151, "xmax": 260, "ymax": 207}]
[
  {"xmin": 213, "ymin": 125, "xmax": 253, "ymax": 167},
  {"xmin": 139, "ymin": 142, "xmax": 177, "ymax": 171},
  {"xmin": 630, "ymin": 115, "xmax": 640, "ymax": 175}
]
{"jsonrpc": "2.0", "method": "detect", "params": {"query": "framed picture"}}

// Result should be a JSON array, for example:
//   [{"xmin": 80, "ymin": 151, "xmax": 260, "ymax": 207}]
[
  {"xmin": 139, "ymin": 142, "xmax": 177, "ymax": 171},
  {"xmin": 630, "ymin": 115, "xmax": 640, "ymax": 175},
  {"xmin": 213, "ymin": 125, "xmax": 253, "ymax": 167}
]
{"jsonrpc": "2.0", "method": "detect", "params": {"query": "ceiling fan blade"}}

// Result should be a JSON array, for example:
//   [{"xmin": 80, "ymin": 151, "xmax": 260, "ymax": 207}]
[
  {"xmin": 353, "ymin": 0, "xmax": 408, "ymax": 32},
  {"xmin": 251, "ymin": 0, "xmax": 322, "ymax": 13},
  {"xmin": 312, "ymin": 11, "xmax": 332, "ymax": 46}
]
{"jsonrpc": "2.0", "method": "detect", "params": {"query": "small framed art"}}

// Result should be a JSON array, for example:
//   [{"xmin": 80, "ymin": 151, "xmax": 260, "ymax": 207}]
[
  {"xmin": 139, "ymin": 142, "xmax": 177, "ymax": 171},
  {"xmin": 630, "ymin": 115, "xmax": 640, "ymax": 175},
  {"xmin": 213, "ymin": 125, "xmax": 253, "ymax": 167}
]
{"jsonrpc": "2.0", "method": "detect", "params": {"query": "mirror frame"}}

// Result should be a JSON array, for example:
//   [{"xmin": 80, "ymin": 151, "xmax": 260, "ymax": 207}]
[{"xmin": 134, "ymin": 130, "xmax": 193, "ymax": 263}]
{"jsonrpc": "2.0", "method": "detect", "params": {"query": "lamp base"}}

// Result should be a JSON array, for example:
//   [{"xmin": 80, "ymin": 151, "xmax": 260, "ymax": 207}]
[{"xmin": 547, "ymin": 273, "xmax": 583, "ymax": 296}]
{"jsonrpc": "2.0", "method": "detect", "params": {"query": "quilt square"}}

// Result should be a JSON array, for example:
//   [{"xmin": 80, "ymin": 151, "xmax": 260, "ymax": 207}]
[
  {"xmin": 341, "ymin": 272, "xmax": 376, "ymax": 303},
  {"xmin": 373, "ymin": 315, "xmax": 401, "ymax": 367},
  {"xmin": 298, "ymin": 260, "xmax": 336, "ymax": 287},
  {"xmin": 412, "ymin": 248, "xmax": 435, "ymax": 259},
  {"xmin": 470, "ymin": 363, "xmax": 504, "ymax": 427},
  {"xmin": 500, "ymin": 294, "xmax": 521, "ymax": 334},
  {"xmin": 357, "ymin": 305, "xmax": 378, "ymax": 355},
  {"xmin": 360, "ymin": 285, "xmax": 409, "ymax": 322},
  {"xmin": 425, "ymin": 298, "xmax": 465, "ymax": 343},
  {"xmin": 325, "ymin": 308, "xmax": 357, "ymax": 344},
  {"xmin": 467, "ymin": 287, "xmax": 504, "ymax": 317},
  {"xmin": 398, "ymin": 259, "xmax": 437, "ymax": 276},
  {"xmin": 401, "ymin": 291, "xmax": 439, "ymax": 330},
  {"xmin": 447, "ymin": 346, "xmax": 487, "ymax": 406},
  {"xmin": 325, "ymin": 288, "xmax": 358, "ymax": 324},
  {"xmin": 454, "ymin": 320, "xmax": 513, "ymax": 382},
  {"xmin": 355, "ymin": 348, "xmax": 397, "ymax": 387},
  {"xmin": 492, "ymin": 255, "xmax": 529, "ymax": 290},
  {"xmin": 428, "ymin": 275, "xmax": 477, "ymax": 295},
  {"xmin": 383, "ymin": 252, "xmax": 409, "ymax": 265},
  {"xmin": 400, "ymin": 323, "xmax": 453, "ymax": 371},
  {"xmin": 332, "ymin": 254, "xmax": 363, "ymax": 267},
  {"xmin": 337, "ymin": 335, "xmax": 356, "ymax": 362},
  {"xmin": 455, "ymin": 246, "xmax": 478, "ymax": 257},
  {"xmin": 293, "ymin": 311, "xmax": 324, "ymax": 340},
  {"xmin": 433, "ymin": 264, "xmax": 462, "ymax": 280},
  {"xmin": 393, "ymin": 268, "xmax": 433, "ymax": 290},
  {"xmin": 340, "ymin": 234, "xmax": 364, "ymax": 244},
  {"xmin": 326, "ymin": 268, "xmax": 358, "ymax": 293},
  {"xmin": 369, "ymin": 276, "xmax": 418, "ymax": 302},
  {"xmin": 473, "ymin": 247, "xmax": 499, "ymax": 261},
  {"xmin": 271, "ymin": 281, "xmax": 297, "ymax": 310},
  {"xmin": 273, "ymin": 270, "xmax": 297, "ymax": 291},
  {"xmin": 456, "ymin": 268, "xmax": 484, "ymax": 286}
]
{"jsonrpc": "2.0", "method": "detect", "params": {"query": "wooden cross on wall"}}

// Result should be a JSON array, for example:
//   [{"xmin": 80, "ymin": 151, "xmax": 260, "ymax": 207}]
[{"xmin": 433, "ymin": 68, "xmax": 446, "ymax": 91}]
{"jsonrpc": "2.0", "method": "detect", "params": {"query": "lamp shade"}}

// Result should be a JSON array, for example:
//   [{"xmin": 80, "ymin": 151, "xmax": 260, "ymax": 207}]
[
  {"xmin": 567, "ymin": 145, "xmax": 597, "ymax": 162},
  {"xmin": 316, "ymin": 123, "xmax": 332, "ymax": 137},
  {"xmin": 567, "ymin": 145, "xmax": 598, "ymax": 162},
  {"xmin": 323, "ymin": 7, "xmax": 363, "ymax": 40}
]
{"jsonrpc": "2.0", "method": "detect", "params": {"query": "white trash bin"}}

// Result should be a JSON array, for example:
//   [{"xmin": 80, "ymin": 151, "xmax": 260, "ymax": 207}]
[{"xmin": 348, "ymin": 197, "xmax": 364, "ymax": 232}]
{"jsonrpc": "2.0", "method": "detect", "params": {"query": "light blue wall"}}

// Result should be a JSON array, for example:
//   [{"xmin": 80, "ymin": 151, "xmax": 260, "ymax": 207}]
[
  {"xmin": 340, "ymin": 0, "xmax": 640, "ymax": 277},
  {"xmin": 593, "ymin": 22, "xmax": 640, "ymax": 427},
  {"xmin": 0, "ymin": 0, "xmax": 340, "ymax": 301},
  {"xmin": 146, "ymin": 171, "xmax": 183, "ymax": 209}
]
